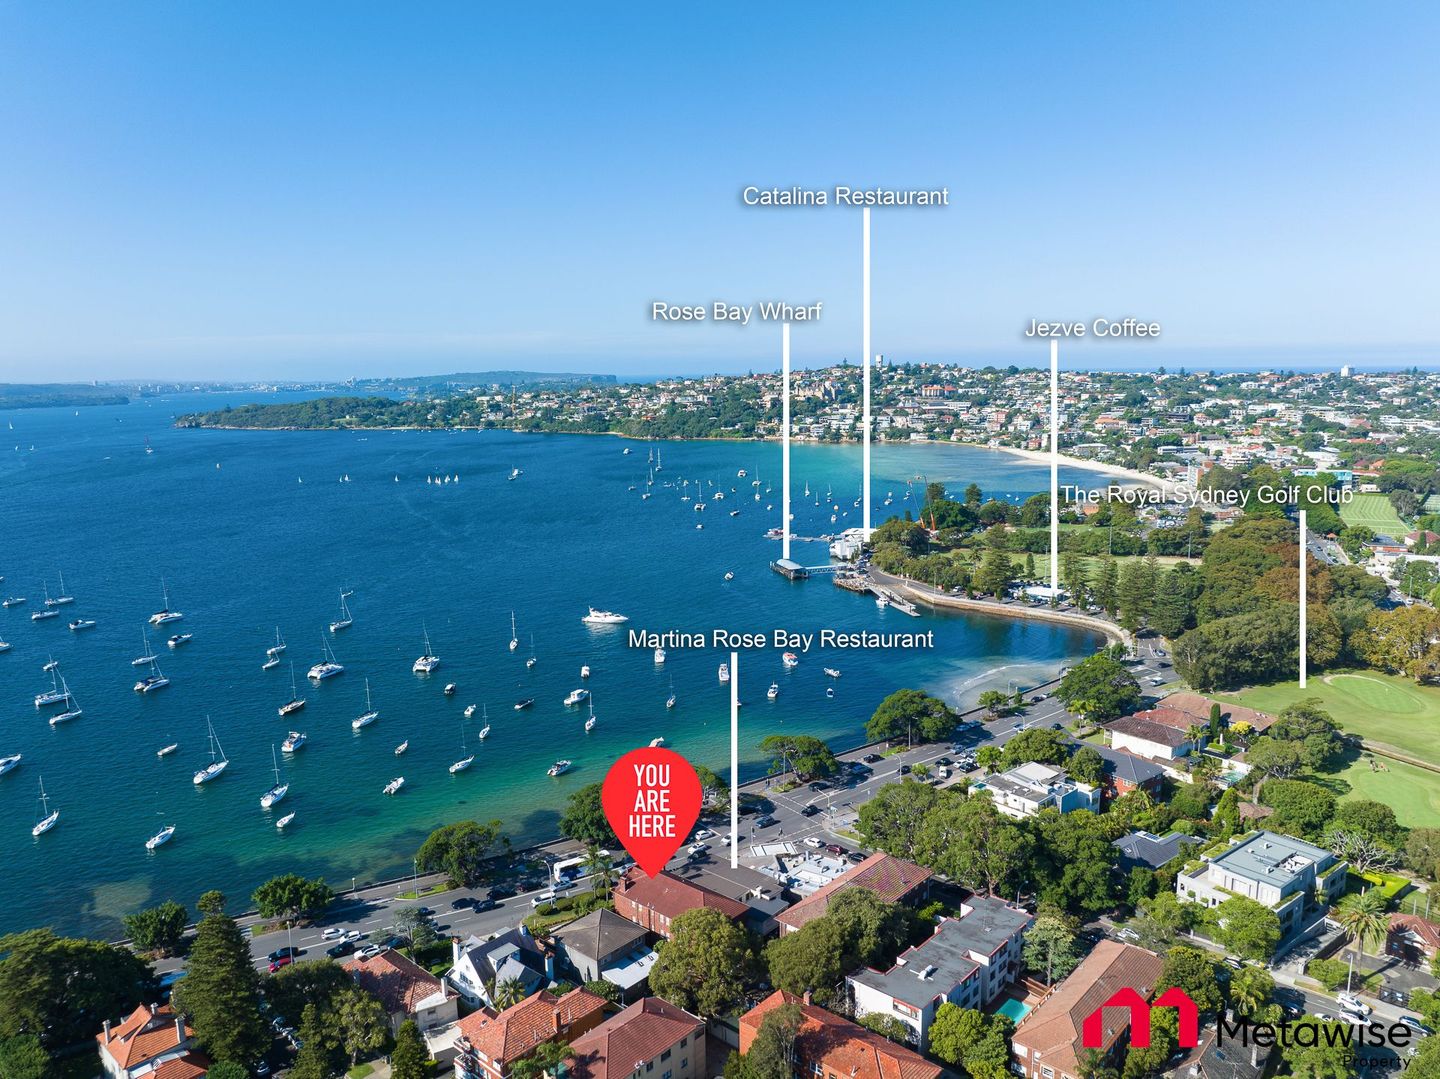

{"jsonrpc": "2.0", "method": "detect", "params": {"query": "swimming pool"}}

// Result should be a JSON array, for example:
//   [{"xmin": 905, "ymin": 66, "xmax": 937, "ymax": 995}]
[{"xmin": 996, "ymin": 998, "xmax": 1032, "ymax": 1023}]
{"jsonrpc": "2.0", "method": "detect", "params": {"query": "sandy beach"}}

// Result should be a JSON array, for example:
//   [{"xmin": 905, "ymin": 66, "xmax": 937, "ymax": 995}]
[{"xmin": 980, "ymin": 444, "xmax": 1170, "ymax": 490}]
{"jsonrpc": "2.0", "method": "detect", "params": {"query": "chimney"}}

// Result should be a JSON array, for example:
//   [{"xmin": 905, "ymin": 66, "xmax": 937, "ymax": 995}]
[
  {"xmin": 802, "ymin": 991, "xmax": 812, "ymax": 1006},
  {"xmin": 149, "ymin": 1003, "xmax": 157, "ymax": 1016},
  {"xmin": 103, "ymin": 1020, "xmax": 112, "ymax": 1038},
  {"xmin": 175, "ymin": 1018, "xmax": 185, "ymax": 1043}
]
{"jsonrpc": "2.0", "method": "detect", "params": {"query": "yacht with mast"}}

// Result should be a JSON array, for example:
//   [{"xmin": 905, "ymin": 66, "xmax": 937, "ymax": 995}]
[
  {"xmin": 448, "ymin": 720, "xmax": 475, "ymax": 774},
  {"xmin": 307, "ymin": 636, "xmax": 344, "ymax": 680},
  {"xmin": 45, "ymin": 571, "xmax": 75, "ymax": 606},
  {"xmin": 133, "ymin": 654, "xmax": 170, "ymax": 694},
  {"xmin": 48, "ymin": 680, "xmax": 82, "ymax": 725},
  {"xmin": 267, "ymin": 628, "xmax": 287, "ymax": 657},
  {"xmin": 260, "ymin": 745, "xmax": 288, "ymax": 808},
  {"xmin": 276, "ymin": 812, "xmax": 295, "ymax": 830},
  {"xmin": 149, "ymin": 579, "xmax": 183, "ymax": 625},
  {"xmin": 34, "ymin": 670, "xmax": 70, "ymax": 708},
  {"xmin": 329, "ymin": 591, "xmax": 353, "ymax": 633},
  {"xmin": 31, "ymin": 778, "xmax": 58, "ymax": 837},
  {"xmin": 476, "ymin": 706, "xmax": 491, "ymax": 740},
  {"xmin": 508, "ymin": 611, "xmax": 519, "ymax": 651},
  {"xmin": 0, "ymin": 753, "xmax": 21, "ymax": 776},
  {"xmin": 2, "ymin": 596, "xmax": 26, "ymax": 608},
  {"xmin": 192, "ymin": 718, "xmax": 229, "ymax": 785},
  {"xmin": 278, "ymin": 664, "xmax": 306, "ymax": 716},
  {"xmin": 132, "ymin": 628, "xmax": 159, "ymax": 666},
  {"xmin": 146, "ymin": 825, "xmax": 175, "ymax": 850},
  {"xmin": 31, "ymin": 587, "xmax": 59, "ymax": 620},
  {"xmin": 585, "ymin": 697, "xmax": 597, "ymax": 732},
  {"xmin": 412, "ymin": 626, "xmax": 440, "ymax": 674},
  {"xmin": 351, "ymin": 679, "xmax": 379, "ymax": 730}
]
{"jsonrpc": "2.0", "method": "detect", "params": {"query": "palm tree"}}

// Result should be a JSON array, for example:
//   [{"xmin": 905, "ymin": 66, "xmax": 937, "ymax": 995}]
[
  {"xmin": 583, "ymin": 845, "xmax": 617, "ymax": 899},
  {"xmin": 1333, "ymin": 889, "xmax": 1389, "ymax": 961},
  {"xmin": 491, "ymin": 976, "xmax": 528, "ymax": 1009}
]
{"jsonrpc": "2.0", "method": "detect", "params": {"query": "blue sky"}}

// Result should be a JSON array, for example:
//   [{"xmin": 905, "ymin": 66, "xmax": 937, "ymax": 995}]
[{"xmin": 1, "ymin": 2, "xmax": 1437, "ymax": 381}]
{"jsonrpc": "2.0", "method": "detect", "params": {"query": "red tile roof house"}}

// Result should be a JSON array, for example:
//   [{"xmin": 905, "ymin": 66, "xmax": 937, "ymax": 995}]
[
  {"xmin": 566, "ymin": 997, "xmax": 706, "ymax": 1079},
  {"xmin": 344, "ymin": 948, "xmax": 460, "ymax": 1033},
  {"xmin": 98, "ymin": 1003, "xmax": 209, "ymax": 1079},
  {"xmin": 612, "ymin": 867, "xmax": 748, "ymax": 938},
  {"xmin": 739, "ymin": 991, "xmax": 941, "ymax": 1079},
  {"xmin": 1010, "ymin": 940, "xmax": 1164, "ymax": 1079},
  {"xmin": 1388, "ymin": 913, "xmax": 1440, "ymax": 964},
  {"xmin": 776, "ymin": 852, "xmax": 932, "ymax": 935},
  {"xmin": 454, "ymin": 987, "xmax": 610, "ymax": 1079}
]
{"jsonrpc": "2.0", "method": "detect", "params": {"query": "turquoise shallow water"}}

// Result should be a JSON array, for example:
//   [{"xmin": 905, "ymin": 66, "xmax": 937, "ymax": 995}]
[{"xmin": 0, "ymin": 392, "xmax": 1111, "ymax": 937}]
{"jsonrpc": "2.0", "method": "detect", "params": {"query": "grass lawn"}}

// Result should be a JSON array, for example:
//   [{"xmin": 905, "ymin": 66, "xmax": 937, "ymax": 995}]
[
  {"xmin": 1332, "ymin": 754, "xmax": 1440, "ymax": 829},
  {"xmin": 1222, "ymin": 670, "xmax": 1440, "ymax": 762},
  {"xmin": 1341, "ymin": 492, "xmax": 1408, "ymax": 534}
]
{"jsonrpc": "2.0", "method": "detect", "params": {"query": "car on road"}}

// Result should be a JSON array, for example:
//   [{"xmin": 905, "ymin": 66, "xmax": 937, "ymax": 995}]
[
  {"xmin": 356, "ymin": 944, "xmax": 383, "ymax": 960},
  {"xmin": 800, "ymin": 804, "xmax": 820, "ymax": 817},
  {"xmin": 1050, "ymin": 722, "xmax": 1064, "ymax": 730},
  {"xmin": 1149, "ymin": 677, "xmax": 1165, "ymax": 685},
  {"xmin": 897, "ymin": 764, "xmax": 910, "ymax": 775},
  {"xmin": 935, "ymin": 756, "xmax": 953, "ymax": 766},
  {"xmin": 861, "ymin": 753, "xmax": 881, "ymax": 763},
  {"xmin": 531, "ymin": 890, "xmax": 559, "ymax": 907},
  {"xmin": 849, "ymin": 762, "xmax": 871, "ymax": 777},
  {"xmin": 321, "ymin": 927, "xmax": 344, "ymax": 939},
  {"xmin": 325, "ymin": 940, "xmax": 356, "ymax": 958},
  {"xmin": 473, "ymin": 898, "xmax": 498, "ymax": 912},
  {"xmin": 688, "ymin": 842, "xmax": 708, "ymax": 855},
  {"xmin": 380, "ymin": 935, "xmax": 406, "ymax": 950},
  {"xmin": 451, "ymin": 896, "xmax": 475, "ymax": 911},
  {"xmin": 824, "ymin": 843, "xmax": 844, "ymax": 855},
  {"xmin": 1030, "ymin": 694, "xmax": 1047, "ymax": 703},
  {"xmin": 1399, "ymin": 1016, "xmax": 1433, "ymax": 1036},
  {"xmin": 808, "ymin": 781, "xmax": 829, "ymax": 791},
  {"xmin": 1337, "ymin": 994, "xmax": 1371, "ymax": 1017},
  {"xmin": 1011, "ymin": 722, "xmax": 1026, "ymax": 731},
  {"xmin": 1115, "ymin": 928, "xmax": 1139, "ymax": 942},
  {"xmin": 694, "ymin": 828, "xmax": 713, "ymax": 839},
  {"xmin": 490, "ymin": 884, "xmax": 517, "ymax": 900},
  {"xmin": 342, "ymin": 929, "xmax": 365, "ymax": 942},
  {"xmin": 755, "ymin": 815, "xmax": 778, "ymax": 828},
  {"xmin": 267, "ymin": 956, "xmax": 293, "ymax": 973},
  {"xmin": 804, "ymin": 837, "xmax": 825, "ymax": 848},
  {"xmin": 415, "ymin": 906, "xmax": 435, "ymax": 917},
  {"xmin": 267, "ymin": 946, "xmax": 301, "ymax": 962}
]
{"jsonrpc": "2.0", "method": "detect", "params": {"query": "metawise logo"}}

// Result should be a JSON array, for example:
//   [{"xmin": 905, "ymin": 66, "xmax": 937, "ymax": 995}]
[{"xmin": 1081, "ymin": 987, "xmax": 1199, "ymax": 1050}]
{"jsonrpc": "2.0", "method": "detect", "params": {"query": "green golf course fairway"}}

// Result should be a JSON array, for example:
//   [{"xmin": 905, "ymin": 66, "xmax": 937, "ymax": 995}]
[
  {"xmin": 1332, "ymin": 756, "xmax": 1440, "ymax": 829},
  {"xmin": 1340, "ymin": 491, "xmax": 1409, "ymax": 534}
]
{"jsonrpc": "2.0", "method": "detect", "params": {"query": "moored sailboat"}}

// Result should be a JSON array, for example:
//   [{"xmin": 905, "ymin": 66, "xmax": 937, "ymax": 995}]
[
  {"xmin": 352, "ymin": 679, "xmax": 379, "ymax": 730},
  {"xmin": 192, "ymin": 717, "xmax": 229, "ymax": 785},
  {"xmin": 32, "ymin": 777, "xmax": 58, "ymax": 837},
  {"xmin": 260, "ymin": 745, "xmax": 288, "ymax": 809}
]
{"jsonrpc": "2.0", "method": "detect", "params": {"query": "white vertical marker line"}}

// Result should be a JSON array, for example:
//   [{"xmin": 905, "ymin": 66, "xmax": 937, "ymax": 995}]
[
  {"xmin": 782, "ymin": 323, "xmax": 792, "ymax": 562},
  {"xmin": 862, "ymin": 207, "xmax": 872, "ymax": 534},
  {"xmin": 1299, "ymin": 509, "xmax": 1308, "ymax": 688},
  {"xmin": 730, "ymin": 649, "xmax": 739, "ymax": 869},
  {"xmin": 1050, "ymin": 339, "xmax": 1060, "ymax": 592}
]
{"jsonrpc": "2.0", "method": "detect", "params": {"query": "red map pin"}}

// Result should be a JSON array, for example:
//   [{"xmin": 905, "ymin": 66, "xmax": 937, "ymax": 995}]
[{"xmin": 602, "ymin": 747, "xmax": 703, "ymax": 877}]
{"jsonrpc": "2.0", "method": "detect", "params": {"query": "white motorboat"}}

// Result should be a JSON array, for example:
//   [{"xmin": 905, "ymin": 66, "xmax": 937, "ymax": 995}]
[
  {"xmin": 413, "ymin": 625, "xmax": 440, "ymax": 674},
  {"xmin": 526, "ymin": 634, "xmax": 536, "ymax": 669},
  {"xmin": 276, "ymin": 813, "xmax": 295, "ymax": 830},
  {"xmin": 31, "ymin": 778, "xmax": 58, "ymax": 837},
  {"xmin": 564, "ymin": 687, "xmax": 590, "ymax": 707},
  {"xmin": 0, "ymin": 753, "xmax": 21, "ymax": 775},
  {"xmin": 724, "ymin": 571, "xmax": 734, "ymax": 581},
  {"xmin": 329, "ymin": 590, "xmax": 353, "ymax": 633},
  {"xmin": 782, "ymin": 652, "xmax": 799, "ymax": 669},
  {"xmin": 648, "ymin": 737, "xmax": 666, "ymax": 747},
  {"xmin": 514, "ymin": 697, "xmax": 534, "ymax": 710},
  {"xmin": 281, "ymin": 730, "xmax": 307, "ymax": 753},
  {"xmin": 307, "ymin": 636, "xmax": 343, "ymax": 680},
  {"xmin": 352, "ymin": 678, "xmax": 379, "ymax": 730},
  {"xmin": 383, "ymin": 776, "xmax": 405, "ymax": 795},
  {"xmin": 146, "ymin": 826, "xmax": 176, "ymax": 850},
  {"xmin": 167, "ymin": 633, "xmax": 192, "ymax": 648},
  {"xmin": 68, "ymin": 618, "xmax": 96, "ymax": 632},
  {"xmin": 509, "ymin": 467, "xmax": 523, "ymax": 481},
  {"xmin": 582, "ymin": 608, "xmax": 628, "ymax": 624},
  {"xmin": 653, "ymin": 647, "xmax": 666, "ymax": 664},
  {"xmin": 192, "ymin": 718, "xmax": 229, "ymax": 785},
  {"xmin": 547, "ymin": 759, "xmax": 573, "ymax": 777},
  {"xmin": 260, "ymin": 746, "xmax": 288, "ymax": 809},
  {"xmin": 149, "ymin": 579, "xmax": 183, "ymax": 625},
  {"xmin": 2, "ymin": 596, "xmax": 26, "ymax": 608},
  {"xmin": 279, "ymin": 664, "xmax": 306, "ymax": 716},
  {"xmin": 157, "ymin": 743, "xmax": 178, "ymax": 757},
  {"xmin": 718, "ymin": 663, "xmax": 730, "ymax": 683},
  {"xmin": 585, "ymin": 715, "xmax": 596, "ymax": 731},
  {"xmin": 134, "ymin": 652, "xmax": 171, "ymax": 693},
  {"xmin": 394, "ymin": 740, "xmax": 408, "ymax": 755},
  {"xmin": 444, "ymin": 683, "xmax": 456, "ymax": 695},
  {"xmin": 767, "ymin": 682, "xmax": 779, "ymax": 700},
  {"xmin": 824, "ymin": 668, "xmax": 841, "ymax": 679},
  {"xmin": 580, "ymin": 664, "xmax": 591, "ymax": 679},
  {"xmin": 463, "ymin": 703, "xmax": 477, "ymax": 719}
]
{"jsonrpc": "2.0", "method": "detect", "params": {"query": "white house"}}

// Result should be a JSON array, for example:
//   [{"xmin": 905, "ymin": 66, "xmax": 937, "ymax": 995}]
[{"xmin": 972, "ymin": 762, "xmax": 1098, "ymax": 819}]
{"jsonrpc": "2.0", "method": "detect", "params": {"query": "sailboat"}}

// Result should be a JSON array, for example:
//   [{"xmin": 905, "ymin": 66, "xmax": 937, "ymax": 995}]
[
  {"xmin": 31, "ymin": 585, "xmax": 59, "ymax": 620},
  {"xmin": 279, "ymin": 664, "xmax": 306, "ymax": 716},
  {"xmin": 307, "ymin": 635, "xmax": 344, "ymax": 680},
  {"xmin": 585, "ymin": 696, "xmax": 597, "ymax": 732},
  {"xmin": 394, "ymin": 740, "xmax": 408, "ymax": 755},
  {"xmin": 157, "ymin": 743, "xmax": 178, "ymax": 757},
  {"xmin": 508, "ymin": 611, "xmax": 519, "ymax": 651},
  {"xmin": 476, "ymin": 705, "xmax": 491, "ymax": 740},
  {"xmin": 133, "ymin": 654, "xmax": 170, "ymax": 693},
  {"xmin": 352, "ymin": 679, "xmax": 378, "ymax": 730},
  {"xmin": 526, "ymin": 634, "xmax": 537, "ymax": 669},
  {"xmin": 45, "ymin": 571, "xmax": 75, "ymax": 607},
  {"xmin": 49, "ymin": 680, "xmax": 82, "ymax": 725},
  {"xmin": 412, "ymin": 625, "xmax": 440, "ymax": 674},
  {"xmin": 267, "ymin": 628, "xmax": 287, "ymax": 657},
  {"xmin": 34, "ymin": 669, "xmax": 70, "ymax": 708},
  {"xmin": 262, "ymin": 652, "xmax": 281, "ymax": 671},
  {"xmin": 276, "ymin": 813, "xmax": 295, "ymax": 830},
  {"xmin": 329, "ymin": 591, "xmax": 353, "ymax": 633},
  {"xmin": 665, "ymin": 680, "xmax": 676, "ymax": 709},
  {"xmin": 32, "ymin": 778, "xmax": 58, "ymax": 837},
  {"xmin": 146, "ymin": 825, "xmax": 176, "ymax": 850},
  {"xmin": 145, "ymin": 436, "xmax": 154, "ymax": 455},
  {"xmin": 132, "ymin": 627, "xmax": 159, "ymax": 666},
  {"xmin": 448, "ymin": 718, "xmax": 475, "ymax": 774},
  {"xmin": 149, "ymin": 578, "xmax": 183, "ymax": 625},
  {"xmin": 192, "ymin": 717, "xmax": 229, "ymax": 785},
  {"xmin": 260, "ymin": 745, "xmax": 289, "ymax": 808},
  {"xmin": 0, "ymin": 753, "xmax": 21, "ymax": 775}
]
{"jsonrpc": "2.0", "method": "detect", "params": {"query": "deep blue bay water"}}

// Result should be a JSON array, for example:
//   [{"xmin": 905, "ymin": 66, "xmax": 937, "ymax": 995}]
[{"xmin": 0, "ymin": 392, "xmax": 1114, "ymax": 937}]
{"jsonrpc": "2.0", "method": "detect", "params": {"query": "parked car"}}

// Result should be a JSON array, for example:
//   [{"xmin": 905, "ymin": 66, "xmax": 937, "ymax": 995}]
[
  {"xmin": 688, "ymin": 842, "xmax": 708, "ymax": 855},
  {"xmin": 861, "ymin": 753, "xmax": 881, "ymax": 764},
  {"xmin": 342, "ymin": 929, "xmax": 364, "ymax": 943},
  {"xmin": 1337, "ymin": 993, "xmax": 1371, "ymax": 1017},
  {"xmin": 1050, "ymin": 722, "xmax": 1065, "ymax": 730},
  {"xmin": 356, "ymin": 944, "xmax": 383, "ymax": 960},
  {"xmin": 321, "ymin": 927, "xmax": 344, "ymax": 939},
  {"xmin": 1399, "ymin": 1016, "xmax": 1433, "ymax": 1036},
  {"xmin": 897, "ymin": 764, "xmax": 911, "ymax": 775},
  {"xmin": 415, "ymin": 906, "xmax": 435, "ymax": 917},
  {"xmin": 531, "ymin": 890, "xmax": 559, "ymax": 907},
  {"xmin": 800, "ymin": 804, "xmax": 820, "ymax": 817},
  {"xmin": 490, "ymin": 884, "xmax": 517, "ymax": 900},
  {"xmin": 267, "ymin": 956, "xmax": 293, "ymax": 974},
  {"xmin": 694, "ymin": 828, "xmax": 714, "ymax": 839},
  {"xmin": 755, "ymin": 815, "xmax": 778, "ymax": 828},
  {"xmin": 824, "ymin": 844, "xmax": 844, "ymax": 856},
  {"xmin": 847, "ymin": 851, "xmax": 867, "ymax": 863},
  {"xmin": 451, "ymin": 896, "xmax": 476, "ymax": 911},
  {"xmin": 325, "ymin": 940, "xmax": 356, "ymax": 958},
  {"xmin": 804, "ymin": 837, "xmax": 824, "ymax": 849},
  {"xmin": 267, "ymin": 946, "xmax": 300, "ymax": 962},
  {"xmin": 808, "ymin": 781, "xmax": 829, "ymax": 792},
  {"xmin": 935, "ymin": 756, "xmax": 953, "ymax": 767}
]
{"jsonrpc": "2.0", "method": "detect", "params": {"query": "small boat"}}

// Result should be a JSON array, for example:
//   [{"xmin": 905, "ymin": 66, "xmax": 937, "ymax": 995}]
[
  {"xmin": 31, "ymin": 778, "xmax": 58, "ymax": 837},
  {"xmin": 279, "ymin": 664, "xmax": 306, "ymax": 716},
  {"xmin": 782, "ymin": 652, "xmax": 799, "ymax": 669},
  {"xmin": 32, "ymin": 608, "xmax": 60, "ymax": 621},
  {"xmin": 526, "ymin": 633, "xmax": 536, "ymax": 669},
  {"xmin": 826, "ymin": 687, "xmax": 835, "ymax": 698},
  {"xmin": 34, "ymin": 671, "xmax": 70, "ymax": 708},
  {"xmin": 167, "ymin": 633, "xmax": 193, "ymax": 648},
  {"xmin": 514, "ymin": 697, "xmax": 534, "ymax": 710},
  {"xmin": 262, "ymin": 655, "xmax": 280, "ymax": 670},
  {"xmin": 49, "ymin": 681, "xmax": 82, "ymax": 725},
  {"xmin": 444, "ymin": 683, "xmax": 457, "ymax": 696},
  {"xmin": 266, "ymin": 628, "xmax": 287, "ymax": 657},
  {"xmin": 718, "ymin": 663, "xmax": 730, "ymax": 683},
  {"xmin": 329, "ymin": 591, "xmax": 354, "ymax": 633},
  {"xmin": 281, "ymin": 731, "xmax": 307, "ymax": 753},
  {"xmin": 0, "ymin": 753, "xmax": 21, "ymax": 775},
  {"xmin": 394, "ymin": 740, "xmax": 408, "ymax": 755},
  {"xmin": 767, "ymin": 682, "xmax": 779, "ymax": 700},
  {"xmin": 666, "ymin": 680, "xmax": 676, "ymax": 709},
  {"xmin": 146, "ymin": 826, "xmax": 176, "ymax": 850},
  {"xmin": 824, "ymin": 668, "xmax": 841, "ymax": 679},
  {"xmin": 260, "ymin": 746, "xmax": 288, "ymax": 808},
  {"xmin": 724, "ymin": 572, "xmax": 734, "ymax": 581},
  {"xmin": 383, "ymin": 776, "xmax": 405, "ymax": 795},
  {"xmin": 449, "ymin": 753, "xmax": 475, "ymax": 775},
  {"xmin": 585, "ymin": 715, "xmax": 596, "ymax": 732},
  {"xmin": 276, "ymin": 812, "xmax": 295, "ymax": 830},
  {"xmin": 149, "ymin": 579, "xmax": 183, "ymax": 625},
  {"xmin": 2, "ymin": 597, "xmax": 26, "ymax": 608},
  {"xmin": 547, "ymin": 759, "xmax": 573, "ymax": 777},
  {"xmin": 46, "ymin": 572, "xmax": 75, "ymax": 607},
  {"xmin": 133, "ymin": 654, "xmax": 170, "ymax": 693},
  {"xmin": 509, "ymin": 467, "xmax": 523, "ymax": 481},
  {"xmin": 68, "ymin": 618, "xmax": 96, "ymax": 632},
  {"xmin": 695, "ymin": 523, "xmax": 703, "ymax": 530},
  {"xmin": 463, "ymin": 704, "xmax": 477, "ymax": 719},
  {"xmin": 0, "ymin": 638, "xmax": 8, "ymax": 652},
  {"xmin": 649, "ymin": 737, "xmax": 666, "ymax": 748},
  {"xmin": 580, "ymin": 665, "xmax": 591, "ymax": 679},
  {"xmin": 307, "ymin": 636, "xmax": 343, "ymax": 680},
  {"xmin": 582, "ymin": 608, "xmax": 628, "ymax": 624},
  {"xmin": 192, "ymin": 717, "xmax": 229, "ymax": 785},
  {"xmin": 157, "ymin": 743, "xmax": 178, "ymax": 757},
  {"xmin": 42, "ymin": 656, "xmax": 58, "ymax": 672},
  {"xmin": 509, "ymin": 611, "xmax": 519, "ymax": 651},
  {"xmin": 653, "ymin": 647, "xmax": 666, "ymax": 664},
  {"xmin": 564, "ymin": 688, "xmax": 590, "ymax": 707},
  {"xmin": 132, "ymin": 626, "xmax": 159, "ymax": 665},
  {"xmin": 876, "ymin": 595, "xmax": 889, "ymax": 608},
  {"xmin": 413, "ymin": 625, "xmax": 440, "ymax": 674},
  {"xmin": 352, "ymin": 678, "xmax": 379, "ymax": 730}
]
